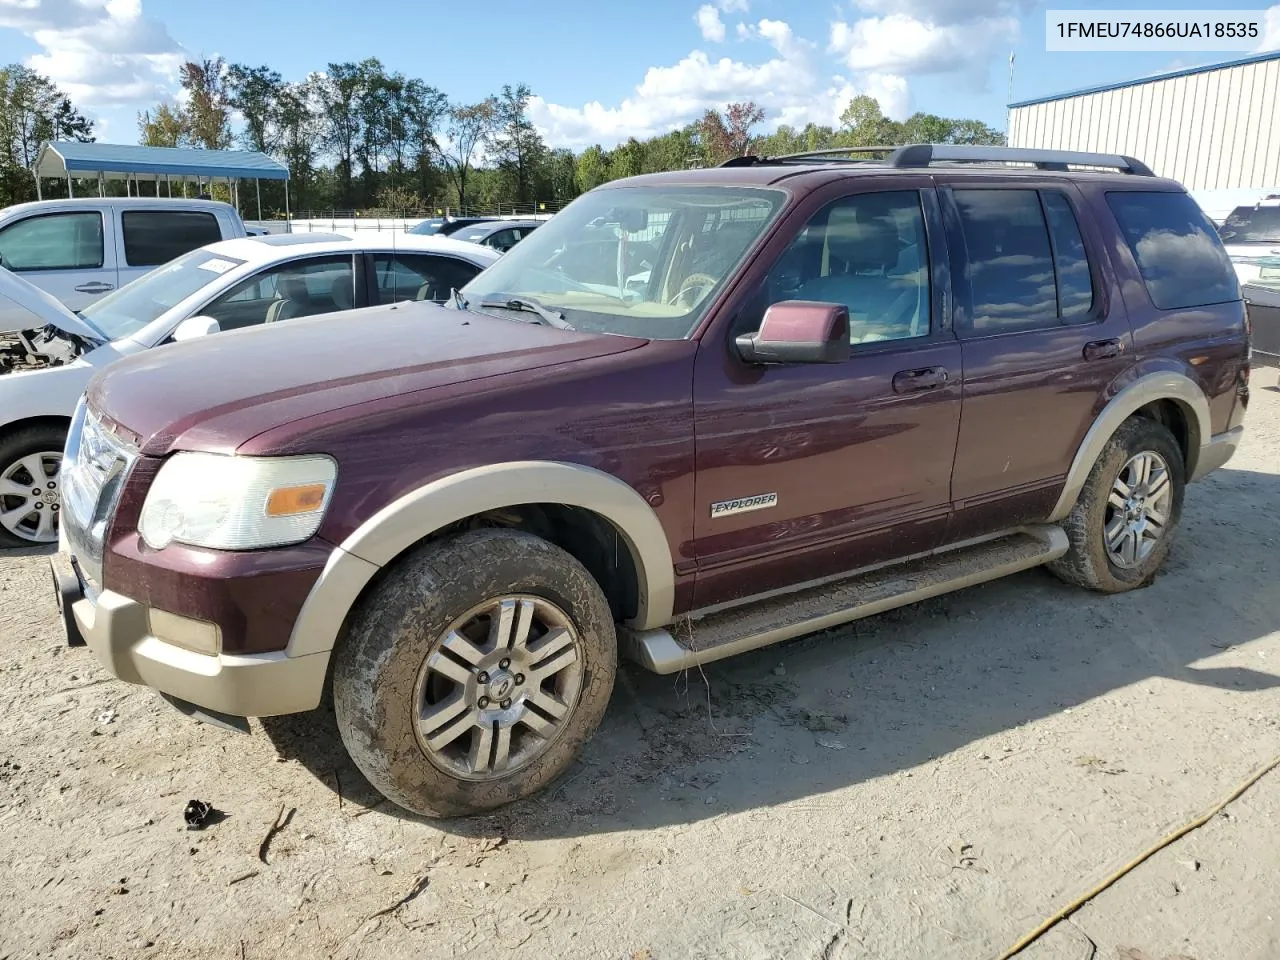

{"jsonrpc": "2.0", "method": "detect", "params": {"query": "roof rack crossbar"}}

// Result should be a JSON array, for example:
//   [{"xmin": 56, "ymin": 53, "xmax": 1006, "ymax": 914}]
[{"xmin": 886, "ymin": 144, "xmax": 1155, "ymax": 176}]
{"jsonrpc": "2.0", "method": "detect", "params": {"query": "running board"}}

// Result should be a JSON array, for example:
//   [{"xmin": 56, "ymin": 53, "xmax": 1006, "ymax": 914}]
[{"xmin": 622, "ymin": 525, "xmax": 1069, "ymax": 674}]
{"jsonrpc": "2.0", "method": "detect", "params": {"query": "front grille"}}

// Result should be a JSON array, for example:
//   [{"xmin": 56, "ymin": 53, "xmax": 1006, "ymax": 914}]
[{"xmin": 61, "ymin": 398, "xmax": 138, "ymax": 593}]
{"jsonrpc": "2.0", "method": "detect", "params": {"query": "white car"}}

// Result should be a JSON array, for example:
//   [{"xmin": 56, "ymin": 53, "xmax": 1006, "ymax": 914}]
[
  {"xmin": 1218, "ymin": 195, "xmax": 1280, "ymax": 287},
  {"xmin": 0, "ymin": 232, "xmax": 499, "ymax": 546}
]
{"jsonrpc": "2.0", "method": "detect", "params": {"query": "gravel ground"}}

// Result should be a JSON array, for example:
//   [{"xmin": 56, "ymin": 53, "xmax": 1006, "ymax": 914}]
[{"xmin": 2, "ymin": 377, "xmax": 1279, "ymax": 960}]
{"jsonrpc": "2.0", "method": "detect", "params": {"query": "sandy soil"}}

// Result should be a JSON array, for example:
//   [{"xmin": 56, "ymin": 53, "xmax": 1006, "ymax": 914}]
[{"xmin": 2, "ymin": 376, "xmax": 1279, "ymax": 960}]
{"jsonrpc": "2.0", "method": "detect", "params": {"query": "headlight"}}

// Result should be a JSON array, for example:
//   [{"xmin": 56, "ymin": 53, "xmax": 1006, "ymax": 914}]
[{"xmin": 138, "ymin": 452, "xmax": 337, "ymax": 551}]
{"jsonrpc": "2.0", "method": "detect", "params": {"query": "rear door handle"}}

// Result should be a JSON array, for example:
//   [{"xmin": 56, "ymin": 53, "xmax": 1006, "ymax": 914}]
[
  {"xmin": 74, "ymin": 282, "xmax": 114, "ymax": 293},
  {"xmin": 1083, "ymin": 338, "xmax": 1122, "ymax": 361},
  {"xmin": 892, "ymin": 366, "xmax": 949, "ymax": 394}
]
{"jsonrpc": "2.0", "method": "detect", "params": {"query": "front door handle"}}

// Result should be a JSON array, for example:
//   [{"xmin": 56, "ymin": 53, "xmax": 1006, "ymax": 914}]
[
  {"xmin": 1083, "ymin": 338, "xmax": 1122, "ymax": 361},
  {"xmin": 74, "ymin": 282, "xmax": 114, "ymax": 293},
  {"xmin": 892, "ymin": 366, "xmax": 949, "ymax": 394}
]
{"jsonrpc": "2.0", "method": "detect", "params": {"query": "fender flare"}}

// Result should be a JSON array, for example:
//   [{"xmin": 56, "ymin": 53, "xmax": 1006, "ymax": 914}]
[
  {"xmin": 1047, "ymin": 371, "xmax": 1211, "ymax": 523},
  {"xmin": 287, "ymin": 461, "xmax": 676, "ymax": 657}
]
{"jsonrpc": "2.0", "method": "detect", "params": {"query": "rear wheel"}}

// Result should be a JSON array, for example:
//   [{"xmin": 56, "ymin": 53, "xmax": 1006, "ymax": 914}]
[
  {"xmin": 333, "ymin": 527, "xmax": 617, "ymax": 818},
  {"xmin": 1048, "ymin": 417, "xmax": 1185, "ymax": 593},
  {"xmin": 0, "ymin": 425, "xmax": 67, "ymax": 547}
]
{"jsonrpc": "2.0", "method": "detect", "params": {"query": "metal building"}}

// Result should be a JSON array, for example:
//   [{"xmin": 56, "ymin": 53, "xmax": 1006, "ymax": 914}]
[{"xmin": 1008, "ymin": 51, "xmax": 1280, "ymax": 194}]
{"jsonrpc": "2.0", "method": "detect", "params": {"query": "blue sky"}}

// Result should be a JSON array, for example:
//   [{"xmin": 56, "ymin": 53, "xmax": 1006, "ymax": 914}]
[{"xmin": 0, "ymin": 0, "xmax": 1277, "ymax": 151}]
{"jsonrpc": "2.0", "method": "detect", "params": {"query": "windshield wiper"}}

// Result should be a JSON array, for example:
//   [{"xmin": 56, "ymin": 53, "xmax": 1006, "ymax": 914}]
[{"xmin": 477, "ymin": 296, "xmax": 575, "ymax": 330}]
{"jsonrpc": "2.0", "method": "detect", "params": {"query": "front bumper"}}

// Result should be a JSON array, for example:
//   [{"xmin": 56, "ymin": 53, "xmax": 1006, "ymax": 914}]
[{"xmin": 51, "ymin": 551, "xmax": 329, "ymax": 718}]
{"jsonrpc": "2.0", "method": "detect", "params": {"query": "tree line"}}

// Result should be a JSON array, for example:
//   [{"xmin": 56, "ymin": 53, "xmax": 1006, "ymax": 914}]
[{"xmin": 0, "ymin": 58, "xmax": 1005, "ymax": 215}]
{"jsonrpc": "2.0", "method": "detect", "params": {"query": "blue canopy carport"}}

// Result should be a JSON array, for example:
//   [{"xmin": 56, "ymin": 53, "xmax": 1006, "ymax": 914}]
[{"xmin": 32, "ymin": 141, "xmax": 291, "ymax": 221}]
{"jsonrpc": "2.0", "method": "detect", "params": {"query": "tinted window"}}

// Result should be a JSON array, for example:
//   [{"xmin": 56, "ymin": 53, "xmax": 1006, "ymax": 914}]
[
  {"xmin": 1107, "ymin": 191, "xmax": 1239, "ymax": 310},
  {"xmin": 1042, "ymin": 192, "xmax": 1094, "ymax": 322},
  {"xmin": 485, "ymin": 229, "xmax": 521, "ymax": 252},
  {"xmin": 1218, "ymin": 204, "xmax": 1280, "ymax": 243},
  {"xmin": 121, "ymin": 210, "xmax": 223, "ymax": 267},
  {"xmin": 202, "ymin": 256, "xmax": 356, "ymax": 331},
  {"xmin": 374, "ymin": 253, "xmax": 481, "ymax": 304},
  {"xmin": 953, "ymin": 190, "xmax": 1058, "ymax": 332},
  {"xmin": 0, "ymin": 212, "xmax": 103, "ymax": 270},
  {"xmin": 751, "ymin": 190, "xmax": 930, "ymax": 344}
]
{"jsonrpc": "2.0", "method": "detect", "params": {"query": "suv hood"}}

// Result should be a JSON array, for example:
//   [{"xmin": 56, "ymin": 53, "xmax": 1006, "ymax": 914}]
[
  {"xmin": 88, "ymin": 300, "xmax": 647, "ymax": 456},
  {"xmin": 0, "ymin": 267, "xmax": 107, "ymax": 340}
]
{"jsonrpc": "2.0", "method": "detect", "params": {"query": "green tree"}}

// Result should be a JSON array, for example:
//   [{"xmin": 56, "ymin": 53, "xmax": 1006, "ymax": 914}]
[
  {"xmin": 838, "ymin": 94, "xmax": 900, "ymax": 146},
  {"xmin": 319, "ymin": 60, "xmax": 373, "ymax": 207},
  {"xmin": 436, "ymin": 97, "xmax": 498, "ymax": 211},
  {"xmin": 575, "ymin": 144, "xmax": 609, "ymax": 192},
  {"xmin": 226, "ymin": 64, "xmax": 284, "ymax": 152},
  {"xmin": 179, "ymin": 57, "xmax": 233, "ymax": 150},
  {"xmin": 492, "ymin": 83, "xmax": 546, "ymax": 205},
  {"xmin": 0, "ymin": 65, "xmax": 94, "ymax": 204},
  {"xmin": 138, "ymin": 104, "xmax": 185, "ymax": 147}
]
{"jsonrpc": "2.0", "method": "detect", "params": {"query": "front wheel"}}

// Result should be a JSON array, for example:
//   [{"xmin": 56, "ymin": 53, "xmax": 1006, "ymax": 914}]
[
  {"xmin": 333, "ymin": 528, "xmax": 617, "ymax": 818},
  {"xmin": 0, "ymin": 425, "xmax": 68, "ymax": 547},
  {"xmin": 1048, "ymin": 416, "xmax": 1185, "ymax": 593}
]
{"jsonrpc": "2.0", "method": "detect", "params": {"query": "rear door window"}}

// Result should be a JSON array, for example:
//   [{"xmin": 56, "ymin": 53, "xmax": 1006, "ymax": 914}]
[
  {"xmin": 952, "ymin": 190, "xmax": 1059, "ymax": 332},
  {"xmin": 1106, "ymin": 191, "xmax": 1239, "ymax": 309},
  {"xmin": 0, "ymin": 212, "xmax": 104, "ymax": 270},
  {"xmin": 1041, "ymin": 192, "xmax": 1094, "ymax": 322},
  {"xmin": 121, "ymin": 210, "xmax": 223, "ymax": 267},
  {"xmin": 373, "ymin": 253, "xmax": 481, "ymax": 303}
]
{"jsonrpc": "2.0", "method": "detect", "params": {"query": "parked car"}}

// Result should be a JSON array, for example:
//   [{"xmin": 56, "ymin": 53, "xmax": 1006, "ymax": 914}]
[
  {"xmin": 0, "ymin": 232, "xmax": 498, "ymax": 546},
  {"xmin": 0, "ymin": 197, "xmax": 247, "ymax": 315},
  {"xmin": 447, "ymin": 218, "xmax": 543, "ymax": 253},
  {"xmin": 1243, "ymin": 281, "xmax": 1280, "ymax": 367},
  {"xmin": 1217, "ymin": 195, "xmax": 1280, "ymax": 287},
  {"xmin": 406, "ymin": 216, "xmax": 499, "ymax": 237},
  {"xmin": 51, "ymin": 145, "xmax": 1249, "ymax": 819}
]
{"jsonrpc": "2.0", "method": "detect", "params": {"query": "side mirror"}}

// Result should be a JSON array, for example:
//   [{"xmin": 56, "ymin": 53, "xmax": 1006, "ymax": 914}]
[
  {"xmin": 171, "ymin": 315, "xmax": 220, "ymax": 342},
  {"xmin": 736, "ymin": 301, "xmax": 851, "ymax": 364}
]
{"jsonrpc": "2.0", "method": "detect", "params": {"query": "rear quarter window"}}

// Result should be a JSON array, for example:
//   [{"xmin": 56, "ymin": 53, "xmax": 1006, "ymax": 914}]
[
  {"xmin": 1106, "ymin": 191, "xmax": 1239, "ymax": 310},
  {"xmin": 121, "ymin": 210, "xmax": 223, "ymax": 267}
]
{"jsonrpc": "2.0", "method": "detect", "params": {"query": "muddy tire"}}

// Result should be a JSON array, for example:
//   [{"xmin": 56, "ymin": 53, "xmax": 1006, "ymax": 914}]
[
  {"xmin": 0, "ymin": 424, "xmax": 67, "ymax": 548},
  {"xmin": 332, "ymin": 528, "xmax": 617, "ymax": 818},
  {"xmin": 1048, "ymin": 417, "xmax": 1185, "ymax": 593}
]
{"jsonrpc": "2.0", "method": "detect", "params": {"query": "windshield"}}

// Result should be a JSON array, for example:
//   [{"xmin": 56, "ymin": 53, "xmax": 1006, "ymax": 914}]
[
  {"xmin": 80, "ymin": 248, "xmax": 246, "ymax": 341},
  {"xmin": 460, "ymin": 185, "xmax": 786, "ymax": 339},
  {"xmin": 1218, "ymin": 205, "xmax": 1280, "ymax": 244},
  {"xmin": 408, "ymin": 219, "xmax": 445, "ymax": 236}
]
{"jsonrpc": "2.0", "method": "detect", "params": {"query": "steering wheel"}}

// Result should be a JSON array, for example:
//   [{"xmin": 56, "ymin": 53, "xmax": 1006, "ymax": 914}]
[{"xmin": 667, "ymin": 273, "xmax": 717, "ymax": 308}]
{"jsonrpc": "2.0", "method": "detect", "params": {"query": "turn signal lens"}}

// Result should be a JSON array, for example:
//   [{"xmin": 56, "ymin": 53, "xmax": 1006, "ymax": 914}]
[{"xmin": 266, "ymin": 483, "xmax": 328, "ymax": 517}]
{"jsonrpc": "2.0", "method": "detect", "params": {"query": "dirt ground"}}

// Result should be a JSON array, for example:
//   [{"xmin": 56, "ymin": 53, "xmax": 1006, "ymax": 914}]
[{"xmin": 2, "ymin": 378, "xmax": 1279, "ymax": 960}]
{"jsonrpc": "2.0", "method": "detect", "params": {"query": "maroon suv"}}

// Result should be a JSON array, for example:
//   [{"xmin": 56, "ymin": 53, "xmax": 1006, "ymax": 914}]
[{"xmin": 50, "ymin": 144, "xmax": 1250, "ymax": 818}]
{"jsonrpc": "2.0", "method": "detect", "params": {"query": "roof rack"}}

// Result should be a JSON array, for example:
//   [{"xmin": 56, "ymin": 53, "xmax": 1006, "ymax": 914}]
[
  {"xmin": 719, "ymin": 146, "xmax": 896, "ymax": 168},
  {"xmin": 885, "ymin": 144, "xmax": 1155, "ymax": 176}
]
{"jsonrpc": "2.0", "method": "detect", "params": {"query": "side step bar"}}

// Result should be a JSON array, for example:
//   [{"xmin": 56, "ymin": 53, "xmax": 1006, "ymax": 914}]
[{"xmin": 622, "ymin": 525, "xmax": 1069, "ymax": 675}]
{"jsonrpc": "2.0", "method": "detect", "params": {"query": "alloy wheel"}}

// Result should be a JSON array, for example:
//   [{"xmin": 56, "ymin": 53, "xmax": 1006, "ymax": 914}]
[
  {"xmin": 1103, "ymin": 450, "xmax": 1172, "ymax": 569},
  {"xmin": 0, "ymin": 451, "xmax": 63, "ymax": 543},
  {"xmin": 413, "ymin": 595, "xmax": 584, "ymax": 781}
]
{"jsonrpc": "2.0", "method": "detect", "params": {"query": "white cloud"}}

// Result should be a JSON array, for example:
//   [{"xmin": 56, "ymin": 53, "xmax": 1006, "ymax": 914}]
[
  {"xmin": 1259, "ymin": 4, "xmax": 1280, "ymax": 50},
  {"xmin": 531, "ymin": 19, "xmax": 827, "ymax": 149},
  {"xmin": 695, "ymin": 4, "xmax": 725, "ymax": 42},
  {"xmin": 830, "ymin": 11, "xmax": 1017, "ymax": 78},
  {"xmin": 0, "ymin": 0, "xmax": 184, "ymax": 107},
  {"xmin": 718, "ymin": 0, "xmax": 749, "ymax": 11},
  {"xmin": 736, "ymin": 21, "xmax": 753, "ymax": 40},
  {"xmin": 850, "ymin": 0, "xmax": 1032, "ymax": 26}
]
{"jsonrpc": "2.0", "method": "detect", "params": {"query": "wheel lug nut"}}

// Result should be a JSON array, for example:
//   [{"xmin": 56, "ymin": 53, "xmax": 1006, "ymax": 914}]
[
  {"xmin": 514, "ymin": 674, "xmax": 525, "ymax": 685},
  {"xmin": 478, "ymin": 696, "xmax": 490, "ymax": 708},
  {"xmin": 499, "ymin": 658, "xmax": 511, "ymax": 669},
  {"xmin": 501, "ymin": 699, "xmax": 512, "ymax": 710},
  {"xmin": 46, "ymin": 482, "xmax": 55, "ymax": 489},
  {"xmin": 477, "ymin": 672, "xmax": 489, "ymax": 684}
]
